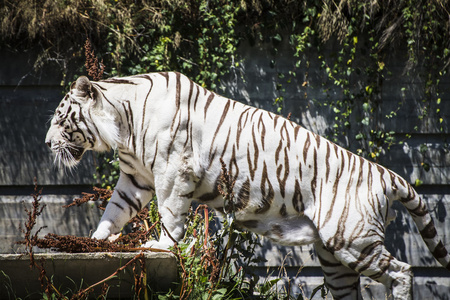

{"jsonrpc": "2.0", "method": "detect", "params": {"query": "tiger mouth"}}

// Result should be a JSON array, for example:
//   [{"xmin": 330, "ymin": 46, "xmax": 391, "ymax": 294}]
[
  {"xmin": 53, "ymin": 144, "xmax": 85, "ymax": 168},
  {"xmin": 68, "ymin": 146, "xmax": 84, "ymax": 161}
]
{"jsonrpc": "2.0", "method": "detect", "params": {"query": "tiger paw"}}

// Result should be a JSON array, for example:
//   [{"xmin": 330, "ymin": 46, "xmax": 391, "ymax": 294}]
[
  {"xmin": 142, "ymin": 239, "xmax": 174, "ymax": 250},
  {"xmin": 107, "ymin": 232, "xmax": 121, "ymax": 242},
  {"xmin": 91, "ymin": 228, "xmax": 110, "ymax": 240}
]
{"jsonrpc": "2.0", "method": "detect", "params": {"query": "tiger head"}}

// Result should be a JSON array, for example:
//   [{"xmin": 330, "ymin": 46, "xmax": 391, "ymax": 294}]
[{"xmin": 45, "ymin": 76, "xmax": 119, "ymax": 168}]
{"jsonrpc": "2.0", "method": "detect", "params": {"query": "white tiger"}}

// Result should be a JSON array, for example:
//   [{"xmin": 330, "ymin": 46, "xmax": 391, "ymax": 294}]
[{"xmin": 45, "ymin": 72, "xmax": 450, "ymax": 299}]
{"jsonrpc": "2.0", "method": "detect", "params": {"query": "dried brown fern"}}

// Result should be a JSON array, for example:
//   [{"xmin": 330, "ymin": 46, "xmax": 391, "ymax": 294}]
[{"xmin": 84, "ymin": 38, "xmax": 104, "ymax": 81}]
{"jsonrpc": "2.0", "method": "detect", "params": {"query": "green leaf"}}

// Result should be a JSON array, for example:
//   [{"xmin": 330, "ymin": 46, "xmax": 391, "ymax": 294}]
[
  {"xmin": 361, "ymin": 117, "xmax": 370, "ymax": 126},
  {"xmin": 212, "ymin": 288, "xmax": 227, "ymax": 300},
  {"xmin": 273, "ymin": 33, "xmax": 282, "ymax": 43},
  {"xmin": 422, "ymin": 162, "xmax": 431, "ymax": 172},
  {"xmin": 419, "ymin": 144, "xmax": 428, "ymax": 153},
  {"xmin": 362, "ymin": 102, "xmax": 370, "ymax": 112},
  {"xmin": 259, "ymin": 278, "xmax": 281, "ymax": 294}
]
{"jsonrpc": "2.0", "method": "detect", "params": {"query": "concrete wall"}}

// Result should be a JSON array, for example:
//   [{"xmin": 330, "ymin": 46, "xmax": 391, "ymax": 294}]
[
  {"xmin": 0, "ymin": 37, "xmax": 449, "ymax": 299},
  {"xmin": 0, "ymin": 252, "xmax": 177, "ymax": 299}
]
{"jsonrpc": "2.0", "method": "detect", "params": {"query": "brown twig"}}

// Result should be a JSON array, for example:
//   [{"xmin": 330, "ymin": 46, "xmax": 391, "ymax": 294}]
[
  {"xmin": 18, "ymin": 179, "xmax": 47, "ymax": 256},
  {"xmin": 63, "ymin": 186, "xmax": 112, "ymax": 210},
  {"xmin": 16, "ymin": 179, "xmax": 68, "ymax": 299},
  {"xmin": 211, "ymin": 160, "xmax": 238, "ymax": 298},
  {"xmin": 71, "ymin": 253, "xmax": 145, "ymax": 300},
  {"xmin": 84, "ymin": 38, "xmax": 104, "ymax": 81},
  {"xmin": 218, "ymin": 158, "xmax": 236, "ymax": 214}
]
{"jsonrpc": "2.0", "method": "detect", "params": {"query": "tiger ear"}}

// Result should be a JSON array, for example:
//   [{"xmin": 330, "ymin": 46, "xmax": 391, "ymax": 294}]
[{"xmin": 74, "ymin": 76, "xmax": 92, "ymax": 97}]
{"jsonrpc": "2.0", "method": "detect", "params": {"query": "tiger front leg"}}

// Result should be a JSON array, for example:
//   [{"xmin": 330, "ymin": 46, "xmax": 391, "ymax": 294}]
[
  {"xmin": 142, "ymin": 197, "xmax": 192, "ymax": 250},
  {"xmin": 91, "ymin": 173, "xmax": 154, "ymax": 240},
  {"xmin": 143, "ymin": 159, "xmax": 196, "ymax": 249},
  {"xmin": 142, "ymin": 177, "xmax": 193, "ymax": 250}
]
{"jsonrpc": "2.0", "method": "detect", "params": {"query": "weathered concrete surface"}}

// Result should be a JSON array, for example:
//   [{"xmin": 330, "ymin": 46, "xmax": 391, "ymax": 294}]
[
  {"xmin": 252, "ymin": 266, "xmax": 450, "ymax": 300},
  {"xmin": 0, "ymin": 252, "xmax": 177, "ymax": 299}
]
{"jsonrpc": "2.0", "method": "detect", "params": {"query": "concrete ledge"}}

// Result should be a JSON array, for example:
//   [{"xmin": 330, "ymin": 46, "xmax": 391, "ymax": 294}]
[
  {"xmin": 254, "ymin": 266, "xmax": 450, "ymax": 299},
  {"xmin": 0, "ymin": 252, "xmax": 178, "ymax": 299}
]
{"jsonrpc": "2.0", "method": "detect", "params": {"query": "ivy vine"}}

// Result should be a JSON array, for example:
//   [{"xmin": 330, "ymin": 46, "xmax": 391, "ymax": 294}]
[{"xmin": 2, "ymin": 0, "xmax": 449, "ymax": 180}]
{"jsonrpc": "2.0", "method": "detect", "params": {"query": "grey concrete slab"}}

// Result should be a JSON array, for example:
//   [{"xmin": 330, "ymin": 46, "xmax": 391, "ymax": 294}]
[{"xmin": 0, "ymin": 252, "xmax": 177, "ymax": 299}]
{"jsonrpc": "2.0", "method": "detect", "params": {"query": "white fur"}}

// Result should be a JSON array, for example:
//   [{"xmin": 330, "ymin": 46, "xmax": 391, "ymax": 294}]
[{"xmin": 46, "ymin": 72, "xmax": 449, "ymax": 300}]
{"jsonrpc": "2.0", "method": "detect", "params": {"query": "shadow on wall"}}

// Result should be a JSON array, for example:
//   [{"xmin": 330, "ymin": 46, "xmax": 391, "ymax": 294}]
[
  {"xmin": 217, "ymin": 39, "xmax": 450, "ymax": 298},
  {"xmin": 0, "ymin": 49, "xmax": 94, "ymax": 187},
  {"xmin": 0, "ymin": 85, "xmax": 96, "ymax": 186}
]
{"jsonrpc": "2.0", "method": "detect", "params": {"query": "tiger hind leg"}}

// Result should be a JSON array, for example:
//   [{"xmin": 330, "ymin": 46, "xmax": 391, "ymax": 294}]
[
  {"xmin": 333, "ymin": 243, "xmax": 413, "ymax": 300},
  {"xmin": 314, "ymin": 241, "xmax": 363, "ymax": 300}
]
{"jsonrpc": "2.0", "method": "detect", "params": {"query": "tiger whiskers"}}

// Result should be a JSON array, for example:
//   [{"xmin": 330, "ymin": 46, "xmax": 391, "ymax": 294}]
[
  {"xmin": 52, "ymin": 141, "xmax": 83, "ymax": 170},
  {"xmin": 45, "ymin": 113, "xmax": 56, "ymax": 125}
]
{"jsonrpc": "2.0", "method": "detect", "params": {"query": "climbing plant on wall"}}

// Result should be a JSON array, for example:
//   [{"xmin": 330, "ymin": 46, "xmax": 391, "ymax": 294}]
[{"xmin": 1, "ymin": 0, "xmax": 449, "ymax": 166}]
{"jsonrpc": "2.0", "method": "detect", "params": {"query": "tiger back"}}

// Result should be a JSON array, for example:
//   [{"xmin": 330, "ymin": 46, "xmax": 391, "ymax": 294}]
[{"xmin": 45, "ymin": 72, "xmax": 450, "ymax": 300}]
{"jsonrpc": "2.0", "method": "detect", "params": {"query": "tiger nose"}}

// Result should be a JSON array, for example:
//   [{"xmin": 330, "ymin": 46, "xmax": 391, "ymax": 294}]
[{"xmin": 46, "ymin": 141, "xmax": 52, "ymax": 148}]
